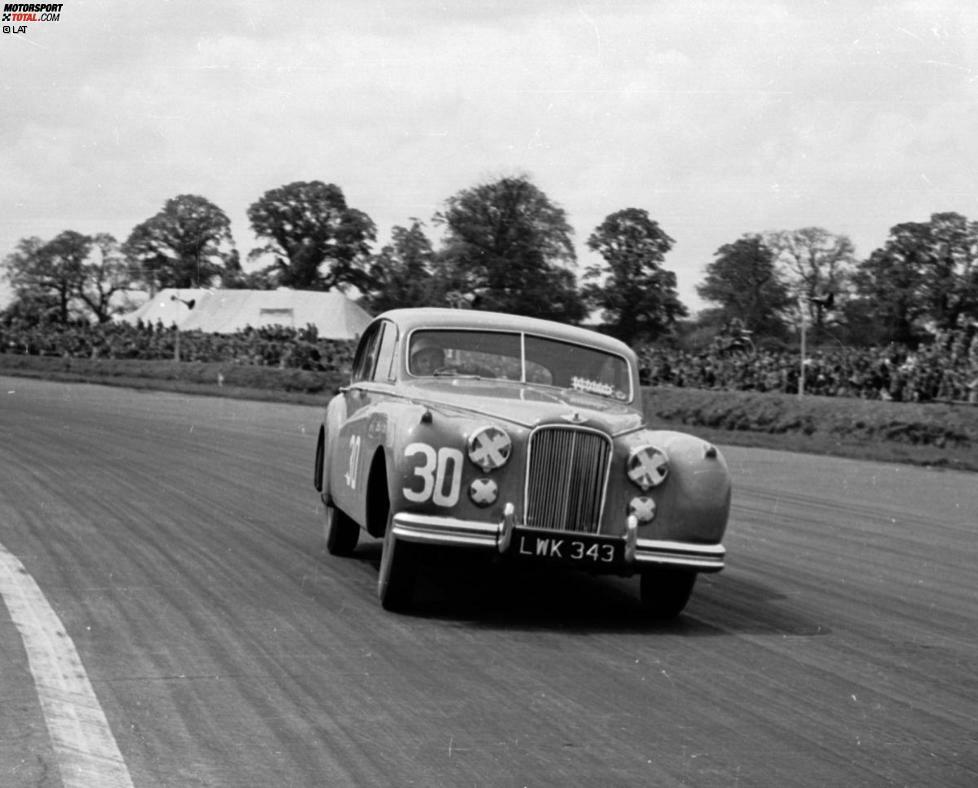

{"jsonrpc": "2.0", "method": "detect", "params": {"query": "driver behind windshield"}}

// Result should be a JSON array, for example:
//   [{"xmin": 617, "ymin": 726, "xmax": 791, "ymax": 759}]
[{"xmin": 410, "ymin": 336, "xmax": 446, "ymax": 376}]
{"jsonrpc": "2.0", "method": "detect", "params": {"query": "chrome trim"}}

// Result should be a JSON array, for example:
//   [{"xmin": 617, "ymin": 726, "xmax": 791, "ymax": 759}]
[
  {"xmin": 390, "ymin": 510, "xmax": 725, "ymax": 573},
  {"xmin": 391, "ymin": 512, "xmax": 500, "ymax": 548},
  {"xmin": 498, "ymin": 503, "xmax": 516, "ymax": 554},
  {"xmin": 624, "ymin": 515, "xmax": 638, "ymax": 563},
  {"xmin": 633, "ymin": 539, "xmax": 726, "ymax": 572},
  {"xmin": 524, "ymin": 424, "xmax": 613, "ymax": 534}
]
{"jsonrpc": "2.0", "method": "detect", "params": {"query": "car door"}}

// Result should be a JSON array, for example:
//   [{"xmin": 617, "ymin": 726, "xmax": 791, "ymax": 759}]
[{"xmin": 332, "ymin": 320, "xmax": 397, "ymax": 525}]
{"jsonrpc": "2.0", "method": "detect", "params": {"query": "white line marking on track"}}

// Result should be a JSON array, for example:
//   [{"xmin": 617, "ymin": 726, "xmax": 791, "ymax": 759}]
[{"xmin": 0, "ymin": 540, "xmax": 134, "ymax": 788}]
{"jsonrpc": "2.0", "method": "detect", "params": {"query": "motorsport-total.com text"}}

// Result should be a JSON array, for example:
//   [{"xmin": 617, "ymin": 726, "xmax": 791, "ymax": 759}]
[{"xmin": 2, "ymin": 3, "xmax": 62, "ymax": 22}]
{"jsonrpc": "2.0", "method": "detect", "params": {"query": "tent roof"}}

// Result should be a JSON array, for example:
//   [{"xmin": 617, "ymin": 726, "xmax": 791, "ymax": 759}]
[{"xmin": 117, "ymin": 288, "xmax": 372, "ymax": 340}]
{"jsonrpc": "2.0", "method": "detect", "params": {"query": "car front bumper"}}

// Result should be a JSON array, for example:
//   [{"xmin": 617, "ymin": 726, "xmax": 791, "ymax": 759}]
[{"xmin": 390, "ymin": 504, "xmax": 725, "ymax": 573}]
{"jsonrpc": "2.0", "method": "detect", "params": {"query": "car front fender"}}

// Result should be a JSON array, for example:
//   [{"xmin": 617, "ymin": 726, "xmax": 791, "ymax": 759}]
[{"xmin": 320, "ymin": 393, "xmax": 348, "ymax": 502}]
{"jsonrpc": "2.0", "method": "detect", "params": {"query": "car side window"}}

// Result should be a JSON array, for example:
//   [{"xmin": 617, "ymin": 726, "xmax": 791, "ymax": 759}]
[
  {"xmin": 351, "ymin": 323, "xmax": 381, "ymax": 383},
  {"xmin": 372, "ymin": 321, "xmax": 397, "ymax": 382}
]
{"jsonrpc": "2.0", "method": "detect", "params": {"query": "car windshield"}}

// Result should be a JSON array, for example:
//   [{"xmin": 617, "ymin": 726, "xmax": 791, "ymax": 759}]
[{"xmin": 407, "ymin": 329, "xmax": 633, "ymax": 401}]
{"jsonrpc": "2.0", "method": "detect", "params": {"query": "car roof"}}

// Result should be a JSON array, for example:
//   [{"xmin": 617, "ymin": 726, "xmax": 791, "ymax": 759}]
[{"xmin": 373, "ymin": 308, "xmax": 636, "ymax": 359}]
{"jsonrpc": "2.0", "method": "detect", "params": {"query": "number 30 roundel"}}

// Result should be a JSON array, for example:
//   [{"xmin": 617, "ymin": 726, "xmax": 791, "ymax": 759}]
[{"xmin": 403, "ymin": 442, "xmax": 463, "ymax": 507}]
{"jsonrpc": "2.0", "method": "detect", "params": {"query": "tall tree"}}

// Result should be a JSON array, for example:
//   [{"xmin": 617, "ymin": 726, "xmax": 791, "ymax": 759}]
[
  {"xmin": 77, "ymin": 233, "xmax": 132, "ymax": 323},
  {"xmin": 433, "ymin": 176, "xmax": 586, "ymax": 322},
  {"xmin": 583, "ymin": 208, "xmax": 687, "ymax": 344},
  {"xmin": 853, "ymin": 213, "xmax": 978, "ymax": 343},
  {"xmin": 696, "ymin": 234, "xmax": 790, "ymax": 337},
  {"xmin": 364, "ymin": 220, "xmax": 437, "ymax": 313},
  {"xmin": 124, "ymin": 194, "xmax": 237, "ymax": 291},
  {"xmin": 766, "ymin": 227, "xmax": 855, "ymax": 335},
  {"xmin": 3, "ymin": 231, "xmax": 91, "ymax": 323},
  {"xmin": 3, "ymin": 237, "xmax": 54, "ymax": 323},
  {"xmin": 247, "ymin": 181, "xmax": 376, "ymax": 291},
  {"xmin": 922, "ymin": 212, "xmax": 978, "ymax": 330}
]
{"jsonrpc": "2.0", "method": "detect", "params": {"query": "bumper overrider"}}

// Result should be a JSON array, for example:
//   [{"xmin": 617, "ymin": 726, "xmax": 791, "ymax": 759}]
[{"xmin": 390, "ymin": 503, "xmax": 725, "ymax": 573}]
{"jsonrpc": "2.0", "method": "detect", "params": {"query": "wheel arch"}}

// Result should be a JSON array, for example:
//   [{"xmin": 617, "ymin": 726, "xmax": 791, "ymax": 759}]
[
  {"xmin": 314, "ymin": 425, "xmax": 326, "ymax": 494},
  {"xmin": 317, "ymin": 394, "xmax": 348, "ymax": 502},
  {"xmin": 365, "ymin": 447, "xmax": 392, "ymax": 539}
]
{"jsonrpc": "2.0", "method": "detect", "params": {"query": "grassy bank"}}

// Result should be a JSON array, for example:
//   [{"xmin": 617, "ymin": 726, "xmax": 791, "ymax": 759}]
[
  {"xmin": 645, "ymin": 385, "xmax": 977, "ymax": 472},
  {"xmin": 2, "ymin": 353, "xmax": 976, "ymax": 472},
  {"xmin": 0, "ymin": 353, "xmax": 345, "ymax": 405}
]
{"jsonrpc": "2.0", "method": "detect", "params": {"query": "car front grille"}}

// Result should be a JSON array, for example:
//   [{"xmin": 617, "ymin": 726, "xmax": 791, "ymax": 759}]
[{"xmin": 524, "ymin": 425, "xmax": 611, "ymax": 534}]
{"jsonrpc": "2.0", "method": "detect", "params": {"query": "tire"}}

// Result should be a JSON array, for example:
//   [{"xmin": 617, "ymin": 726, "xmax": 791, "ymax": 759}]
[
  {"xmin": 324, "ymin": 502, "xmax": 359, "ymax": 556},
  {"xmin": 640, "ymin": 569, "xmax": 696, "ymax": 619},
  {"xmin": 377, "ymin": 521, "xmax": 416, "ymax": 613}
]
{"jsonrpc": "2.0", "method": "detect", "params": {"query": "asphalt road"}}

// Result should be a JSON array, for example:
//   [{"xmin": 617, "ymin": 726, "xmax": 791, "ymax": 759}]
[{"xmin": 1, "ymin": 376, "xmax": 975, "ymax": 787}]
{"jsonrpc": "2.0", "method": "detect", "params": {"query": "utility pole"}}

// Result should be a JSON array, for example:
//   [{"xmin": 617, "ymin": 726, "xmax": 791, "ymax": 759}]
[
  {"xmin": 170, "ymin": 293, "xmax": 196, "ymax": 362},
  {"xmin": 798, "ymin": 290, "xmax": 835, "ymax": 398},
  {"xmin": 798, "ymin": 295, "xmax": 806, "ymax": 398}
]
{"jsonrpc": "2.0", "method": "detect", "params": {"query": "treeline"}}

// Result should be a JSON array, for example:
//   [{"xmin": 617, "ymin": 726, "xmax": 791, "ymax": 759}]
[{"xmin": 2, "ymin": 175, "xmax": 977, "ymax": 351}]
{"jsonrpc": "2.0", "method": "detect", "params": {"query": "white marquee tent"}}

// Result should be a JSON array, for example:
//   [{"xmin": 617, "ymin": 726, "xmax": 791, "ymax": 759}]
[{"xmin": 117, "ymin": 288, "xmax": 372, "ymax": 340}]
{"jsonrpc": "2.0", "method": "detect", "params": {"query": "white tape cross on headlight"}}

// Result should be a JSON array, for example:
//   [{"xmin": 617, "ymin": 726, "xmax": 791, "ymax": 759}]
[
  {"xmin": 469, "ymin": 427, "xmax": 511, "ymax": 470},
  {"xmin": 628, "ymin": 447, "xmax": 669, "ymax": 489}
]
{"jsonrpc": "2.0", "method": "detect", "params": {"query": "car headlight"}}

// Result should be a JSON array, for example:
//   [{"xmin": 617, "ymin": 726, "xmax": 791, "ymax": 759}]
[
  {"xmin": 467, "ymin": 426, "xmax": 512, "ymax": 472},
  {"xmin": 627, "ymin": 445, "xmax": 669, "ymax": 490}
]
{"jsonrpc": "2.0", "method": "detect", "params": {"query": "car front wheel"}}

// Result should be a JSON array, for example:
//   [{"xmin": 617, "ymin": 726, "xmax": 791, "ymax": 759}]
[
  {"xmin": 640, "ymin": 569, "xmax": 696, "ymax": 619},
  {"xmin": 324, "ymin": 502, "xmax": 359, "ymax": 556}
]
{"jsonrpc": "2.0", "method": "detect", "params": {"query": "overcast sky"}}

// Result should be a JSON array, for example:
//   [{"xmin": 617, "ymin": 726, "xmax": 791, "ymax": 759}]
[{"xmin": 2, "ymin": 0, "xmax": 976, "ymax": 313}]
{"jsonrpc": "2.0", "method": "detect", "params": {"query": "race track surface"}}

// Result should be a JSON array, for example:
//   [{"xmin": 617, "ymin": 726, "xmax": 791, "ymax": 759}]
[{"xmin": 1, "ymin": 376, "xmax": 976, "ymax": 786}]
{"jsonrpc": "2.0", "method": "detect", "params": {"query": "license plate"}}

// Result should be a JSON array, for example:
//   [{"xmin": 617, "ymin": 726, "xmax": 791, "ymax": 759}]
[{"xmin": 512, "ymin": 529, "xmax": 622, "ymax": 567}]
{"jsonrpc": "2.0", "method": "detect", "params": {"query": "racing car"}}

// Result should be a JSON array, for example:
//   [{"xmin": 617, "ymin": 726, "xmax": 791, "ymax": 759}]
[{"xmin": 314, "ymin": 308, "xmax": 731, "ymax": 616}]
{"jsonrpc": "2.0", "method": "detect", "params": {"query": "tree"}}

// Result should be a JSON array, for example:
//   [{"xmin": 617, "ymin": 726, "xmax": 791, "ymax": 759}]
[
  {"xmin": 766, "ymin": 227, "xmax": 856, "ymax": 336},
  {"xmin": 364, "ymin": 220, "xmax": 437, "ymax": 313},
  {"xmin": 583, "ymin": 208, "xmax": 687, "ymax": 344},
  {"xmin": 433, "ymin": 175, "xmax": 586, "ymax": 322},
  {"xmin": 221, "ymin": 263, "xmax": 277, "ymax": 290},
  {"xmin": 921, "ymin": 212, "xmax": 978, "ymax": 330},
  {"xmin": 3, "ymin": 237, "xmax": 55, "ymax": 323},
  {"xmin": 3, "ymin": 231, "xmax": 90, "ymax": 323},
  {"xmin": 124, "ymin": 194, "xmax": 237, "ymax": 291},
  {"xmin": 853, "ymin": 213, "xmax": 978, "ymax": 343},
  {"xmin": 696, "ymin": 234, "xmax": 790, "ymax": 337},
  {"xmin": 247, "ymin": 181, "xmax": 376, "ymax": 291},
  {"xmin": 852, "ymin": 224, "xmax": 930, "ymax": 346},
  {"xmin": 76, "ymin": 233, "xmax": 133, "ymax": 322}
]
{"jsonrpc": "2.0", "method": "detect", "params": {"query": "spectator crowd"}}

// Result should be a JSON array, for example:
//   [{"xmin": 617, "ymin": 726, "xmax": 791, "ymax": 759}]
[
  {"xmin": 0, "ymin": 318, "xmax": 355, "ymax": 374},
  {"xmin": 1, "ymin": 317, "xmax": 976, "ymax": 404},
  {"xmin": 639, "ymin": 327, "xmax": 978, "ymax": 404}
]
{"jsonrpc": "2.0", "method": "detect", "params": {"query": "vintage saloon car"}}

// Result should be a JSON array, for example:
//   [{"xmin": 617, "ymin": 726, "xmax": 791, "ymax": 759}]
[{"xmin": 313, "ymin": 308, "xmax": 731, "ymax": 616}]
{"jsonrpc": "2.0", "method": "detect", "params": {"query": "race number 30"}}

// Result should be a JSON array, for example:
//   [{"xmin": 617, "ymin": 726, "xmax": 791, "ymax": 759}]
[
  {"xmin": 403, "ymin": 442, "xmax": 463, "ymax": 506},
  {"xmin": 344, "ymin": 434, "xmax": 362, "ymax": 489}
]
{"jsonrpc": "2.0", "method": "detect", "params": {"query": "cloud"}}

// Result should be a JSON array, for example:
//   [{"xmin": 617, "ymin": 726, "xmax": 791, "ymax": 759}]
[{"xmin": 2, "ymin": 0, "xmax": 977, "ymax": 311}]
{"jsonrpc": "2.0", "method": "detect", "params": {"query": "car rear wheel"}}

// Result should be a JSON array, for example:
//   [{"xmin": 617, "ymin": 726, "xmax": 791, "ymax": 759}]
[
  {"xmin": 324, "ymin": 502, "xmax": 359, "ymax": 556},
  {"xmin": 378, "ymin": 522, "xmax": 416, "ymax": 612},
  {"xmin": 640, "ymin": 569, "xmax": 696, "ymax": 619}
]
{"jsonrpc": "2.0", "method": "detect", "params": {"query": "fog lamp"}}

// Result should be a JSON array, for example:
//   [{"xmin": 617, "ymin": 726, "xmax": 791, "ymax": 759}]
[
  {"xmin": 628, "ymin": 496, "xmax": 656, "ymax": 523},
  {"xmin": 469, "ymin": 477, "xmax": 498, "ymax": 507}
]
